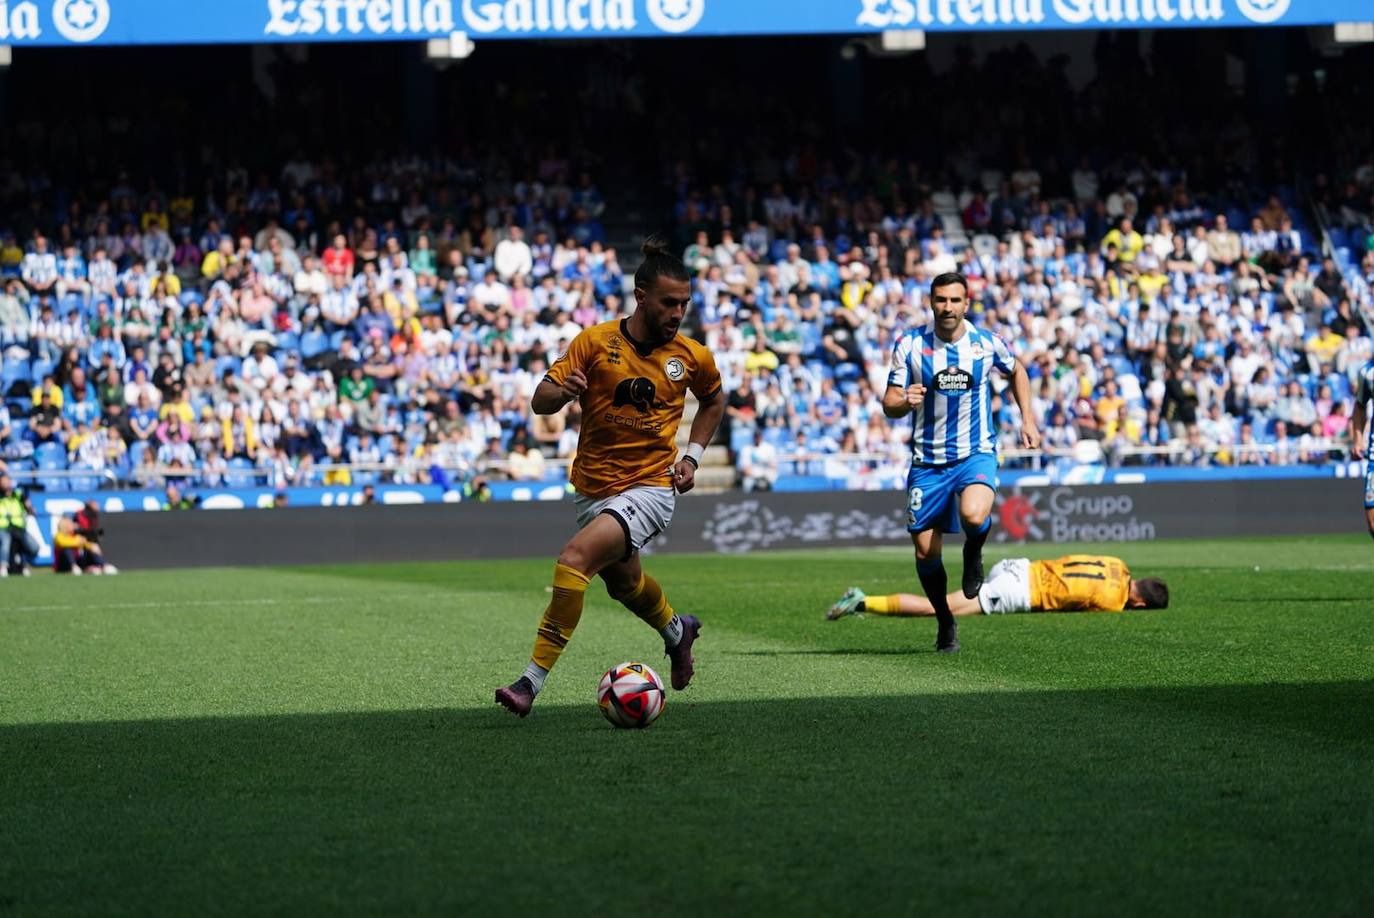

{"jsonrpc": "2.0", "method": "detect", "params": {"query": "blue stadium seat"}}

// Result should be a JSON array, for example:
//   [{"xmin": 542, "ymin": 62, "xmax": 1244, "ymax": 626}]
[
  {"xmin": 31, "ymin": 358, "xmax": 57, "ymax": 381},
  {"xmin": 34, "ymin": 442, "xmax": 66, "ymax": 468},
  {"xmin": 38, "ymin": 475, "xmax": 67, "ymax": 492},
  {"xmin": 216, "ymin": 356, "xmax": 241, "ymax": 378},
  {"xmin": 225, "ymin": 458, "xmax": 257, "ymax": 487},
  {"xmin": 67, "ymin": 463, "xmax": 102, "ymax": 491},
  {"xmin": 729, "ymin": 426, "xmax": 755, "ymax": 454},
  {"xmin": 1, "ymin": 361, "xmax": 27, "ymax": 391},
  {"xmin": 300, "ymin": 330, "xmax": 329, "ymax": 359}
]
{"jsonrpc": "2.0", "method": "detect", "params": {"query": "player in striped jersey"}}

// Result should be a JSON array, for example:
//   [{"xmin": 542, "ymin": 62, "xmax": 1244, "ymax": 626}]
[
  {"xmin": 1348, "ymin": 359, "xmax": 1374, "ymax": 540},
  {"xmin": 884, "ymin": 272, "xmax": 1039, "ymax": 652}
]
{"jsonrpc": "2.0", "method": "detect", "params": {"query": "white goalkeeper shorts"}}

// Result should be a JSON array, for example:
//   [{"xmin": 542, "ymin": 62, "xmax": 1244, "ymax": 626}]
[
  {"xmin": 574, "ymin": 486, "xmax": 676, "ymax": 560},
  {"xmin": 978, "ymin": 559, "xmax": 1033, "ymax": 615}
]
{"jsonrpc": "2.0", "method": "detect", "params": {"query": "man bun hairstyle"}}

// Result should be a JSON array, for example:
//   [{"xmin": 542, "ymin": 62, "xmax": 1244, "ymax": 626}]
[
  {"xmin": 930, "ymin": 271, "xmax": 969, "ymax": 298},
  {"xmin": 634, "ymin": 233, "xmax": 691, "ymax": 291},
  {"xmin": 1135, "ymin": 578, "xmax": 1169, "ymax": 609}
]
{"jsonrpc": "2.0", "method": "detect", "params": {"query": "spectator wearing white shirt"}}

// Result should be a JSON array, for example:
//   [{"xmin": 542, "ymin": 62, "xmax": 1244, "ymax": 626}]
[
  {"xmin": 738, "ymin": 429, "xmax": 779, "ymax": 492},
  {"xmin": 86, "ymin": 249, "xmax": 117, "ymax": 296},
  {"xmin": 21, "ymin": 236, "xmax": 58, "ymax": 296},
  {"xmin": 142, "ymin": 225, "xmax": 175, "ymax": 266},
  {"xmin": 472, "ymin": 270, "xmax": 511, "ymax": 319},
  {"xmin": 241, "ymin": 342, "xmax": 280, "ymax": 391},
  {"xmin": 494, "ymin": 226, "xmax": 534, "ymax": 282},
  {"xmin": 293, "ymin": 255, "xmax": 328, "ymax": 300}
]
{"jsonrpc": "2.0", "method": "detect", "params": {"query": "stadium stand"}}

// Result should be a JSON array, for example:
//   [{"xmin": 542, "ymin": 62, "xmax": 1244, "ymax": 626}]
[{"xmin": 0, "ymin": 37, "xmax": 1371, "ymax": 495}]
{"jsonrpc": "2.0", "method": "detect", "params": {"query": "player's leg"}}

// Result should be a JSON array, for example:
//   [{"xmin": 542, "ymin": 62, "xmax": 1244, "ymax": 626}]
[
  {"xmin": 495, "ymin": 513, "xmax": 626, "ymax": 718},
  {"xmin": 1364, "ymin": 465, "xmax": 1374, "ymax": 539},
  {"xmin": 1363, "ymin": 469, "xmax": 1374, "ymax": 540},
  {"xmin": 913, "ymin": 528, "xmax": 962, "ymax": 651},
  {"xmin": 859, "ymin": 591, "xmax": 980, "ymax": 616},
  {"xmin": 601, "ymin": 554, "xmax": 700, "ymax": 690},
  {"xmin": 908, "ymin": 464, "xmax": 961, "ymax": 651},
  {"xmin": 955, "ymin": 455, "xmax": 998, "ymax": 599}
]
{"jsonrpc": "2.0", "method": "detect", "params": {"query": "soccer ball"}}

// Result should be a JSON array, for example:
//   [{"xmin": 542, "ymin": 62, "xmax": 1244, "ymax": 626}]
[{"xmin": 596, "ymin": 662, "xmax": 666, "ymax": 729}]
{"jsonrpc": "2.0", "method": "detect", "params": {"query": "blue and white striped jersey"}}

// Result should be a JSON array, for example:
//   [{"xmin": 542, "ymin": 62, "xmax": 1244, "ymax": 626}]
[
  {"xmin": 1358, "ymin": 361, "xmax": 1374, "ymax": 454},
  {"xmin": 888, "ymin": 321, "xmax": 1017, "ymax": 466}
]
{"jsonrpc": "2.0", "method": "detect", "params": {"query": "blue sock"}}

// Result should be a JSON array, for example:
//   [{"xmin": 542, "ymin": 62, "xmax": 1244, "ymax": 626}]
[{"xmin": 916, "ymin": 557, "xmax": 951, "ymax": 623}]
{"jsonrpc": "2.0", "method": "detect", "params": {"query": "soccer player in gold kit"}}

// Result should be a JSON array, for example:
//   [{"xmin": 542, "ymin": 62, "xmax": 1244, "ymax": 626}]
[
  {"xmin": 495, "ymin": 237, "xmax": 725, "ymax": 717},
  {"xmin": 825, "ymin": 554, "xmax": 1169, "ymax": 618}
]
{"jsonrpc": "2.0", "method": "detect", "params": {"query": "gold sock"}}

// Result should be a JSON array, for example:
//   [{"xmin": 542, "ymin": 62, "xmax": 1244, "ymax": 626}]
[
  {"xmin": 530, "ymin": 563, "xmax": 591, "ymax": 672},
  {"xmin": 613, "ymin": 574, "xmax": 676, "ymax": 631},
  {"xmin": 864, "ymin": 595, "xmax": 900, "ymax": 614}
]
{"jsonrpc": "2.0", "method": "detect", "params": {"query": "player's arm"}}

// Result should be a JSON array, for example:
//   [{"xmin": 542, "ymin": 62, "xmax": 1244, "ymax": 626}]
[
  {"xmin": 1351, "ymin": 397, "xmax": 1367, "ymax": 461},
  {"xmin": 1008, "ymin": 359, "xmax": 1040, "ymax": 449},
  {"xmin": 882, "ymin": 335, "xmax": 923, "ymax": 418},
  {"xmin": 532, "ymin": 333, "xmax": 591, "ymax": 415},
  {"xmin": 675, "ymin": 384, "xmax": 726, "ymax": 494},
  {"xmin": 882, "ymin": 384, "xmax": 926, "ymax": 419},
  {"xmin": 531, "ymin": 373, "xmax": 587, "ymax": 415},
  {"xmin": 990, "ymin": 333, "xmax": 1040, "ymax": 450}
]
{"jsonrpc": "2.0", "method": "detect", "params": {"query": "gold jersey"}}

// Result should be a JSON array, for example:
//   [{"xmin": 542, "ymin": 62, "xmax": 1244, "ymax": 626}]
[
  {"xmin": 546, "ymin": 318, "xmax": 721, "ymax": 498},
  {"xmin": 1029, "ymin": 555, "xmax": 1131, "ymax": 611}
]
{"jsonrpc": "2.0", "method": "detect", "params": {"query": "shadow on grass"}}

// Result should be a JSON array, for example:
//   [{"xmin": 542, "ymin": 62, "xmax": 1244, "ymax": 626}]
[
  {"xmin": 1214, "ymin": 596, "xmax": 1371, "ymax": 604},
  {"xmin": 2, "ymin": 682, "xmax": 1371, "ymax": 917},
  {"xmin": 728, "ymin": 647, "xmax": 939, "ymax": 657}
]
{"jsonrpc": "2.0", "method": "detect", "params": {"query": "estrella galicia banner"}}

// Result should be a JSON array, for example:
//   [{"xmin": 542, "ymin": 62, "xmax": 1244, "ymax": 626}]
[{"xmin": 0, "ymin": 0, "xmax": 1365, "ymax": 47}]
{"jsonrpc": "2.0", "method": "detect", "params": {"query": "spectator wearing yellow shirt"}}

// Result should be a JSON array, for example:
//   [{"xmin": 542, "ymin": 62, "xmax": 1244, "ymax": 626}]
[
  {"xmin": 201, "ymin": 237, "xmax": 236, "ymax": 280},
  {"xmin": 1101, "ymin": 217, "xmax": 1144, "ymax": 265},
  {"xmin": 30, "ymin": 375, "xmax": 64, "ymax": 409},
  {"xmin": 141, "ymin": 201, "xmax": 170, "ymax": 234},
  {"xmin": 159, "ymin": 385, "xmax": 196, "ymax": 428},
  {"xmin": 839, "ymin": 262, "xmax": 872, "ymax": 311},
  {"xmin": 1305, "ymin": 324, "xmax": 1344, "ymax": 370},
  {"xmin": 1094, "ymin": 380, "xmax": 1126, "ymax": 431},
  {"xmin": 743, "ymin": 336, "xmax": 779, "ymax": 374},
  {"xmin": 0, "ymin": 233, "xmax": 24, "ymax": 273},
  {"xmin": 1135, "ymin": 262, "xmax": 1167, "ymax": 302}
]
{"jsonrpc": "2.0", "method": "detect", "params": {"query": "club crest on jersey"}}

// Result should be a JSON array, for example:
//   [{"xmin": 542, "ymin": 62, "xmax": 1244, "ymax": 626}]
[
  {"xmin": 665, "ymin": 357, "xmax": 686, "ymax": 381},
  {"xmin": 935, "ymin": 366, "xmax": 973, "ymax": 396},
  {"xmin": 970, "ymin": 344, "xmax": 987, "ymax": 359}
]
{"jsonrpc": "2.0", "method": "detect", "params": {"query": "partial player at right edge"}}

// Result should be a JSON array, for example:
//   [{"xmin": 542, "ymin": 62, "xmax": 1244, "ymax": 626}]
[{"xmin": 1349, "ymin": 359, "xmax": 1374, "ymax": 542}]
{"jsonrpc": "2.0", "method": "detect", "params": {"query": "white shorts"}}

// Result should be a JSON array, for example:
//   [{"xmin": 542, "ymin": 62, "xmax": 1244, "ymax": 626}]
[
  {"xmin": 574, "ymin": 486, "xmax": 675, "ymax": 560},
  {"xmin": 978, "ymin": 559, "xmax": 1033, "ymax": 615}
]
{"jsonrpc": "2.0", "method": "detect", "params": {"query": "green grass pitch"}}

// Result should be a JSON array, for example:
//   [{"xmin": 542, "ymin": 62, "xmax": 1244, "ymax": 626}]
[{"xmin": 2, "ymin": 535, "xmax": 1372, "ymax": 915}]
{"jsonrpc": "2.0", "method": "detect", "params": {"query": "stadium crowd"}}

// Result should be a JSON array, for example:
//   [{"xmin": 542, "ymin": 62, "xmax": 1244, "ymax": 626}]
[{"xmin": 1, "ymin": 41, "xmax": 1372, "ymax": 495}]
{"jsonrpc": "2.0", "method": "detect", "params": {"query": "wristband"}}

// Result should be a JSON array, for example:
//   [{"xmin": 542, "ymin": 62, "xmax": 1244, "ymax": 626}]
[{"xmin": 683, "ymin": 442, "xmax": 705, "ymax": 467}]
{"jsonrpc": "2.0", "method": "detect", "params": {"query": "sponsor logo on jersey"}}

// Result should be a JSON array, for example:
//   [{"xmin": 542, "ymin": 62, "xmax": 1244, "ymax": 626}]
[
  {"xmin": 613, "ymin": 376, "xmax": 665, "ymax": 414},
  {"xmin": 934, "ymin": 366, "xmax": 973, "ymax": 395}
]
